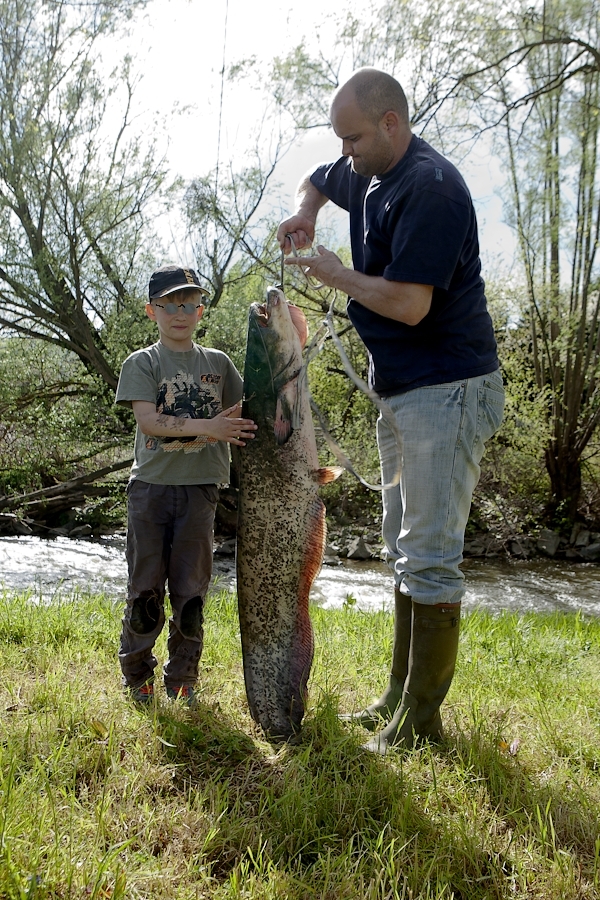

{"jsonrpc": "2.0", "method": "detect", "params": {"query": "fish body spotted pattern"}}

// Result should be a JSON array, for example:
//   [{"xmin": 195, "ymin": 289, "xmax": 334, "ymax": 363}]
[{"xmin": 236, "ymin": 287, "xmax": 337, "ymax": 740}]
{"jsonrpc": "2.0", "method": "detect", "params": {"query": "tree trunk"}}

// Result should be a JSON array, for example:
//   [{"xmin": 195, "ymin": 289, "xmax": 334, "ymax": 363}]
[{"xmin": 544, "ymin": 445, "xmax": 582, "ymax": 523}]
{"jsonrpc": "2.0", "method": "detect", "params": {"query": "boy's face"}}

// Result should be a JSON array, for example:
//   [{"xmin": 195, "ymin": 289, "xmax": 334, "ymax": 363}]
[{"xmin": 146, "ymin": 289, "xmax": 204, "ymax": 351}]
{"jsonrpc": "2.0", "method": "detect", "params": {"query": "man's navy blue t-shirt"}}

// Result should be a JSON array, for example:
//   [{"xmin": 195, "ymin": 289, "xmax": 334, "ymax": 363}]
[{"xmin": 310, "ymin": 136, "xmax": 499, "ymax": 395}]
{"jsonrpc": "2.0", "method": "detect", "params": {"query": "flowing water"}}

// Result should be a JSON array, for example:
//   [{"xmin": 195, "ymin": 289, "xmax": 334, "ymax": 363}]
[{"xmin": 1, "ymin": 535, "xmax": 599, "ymax": 616}]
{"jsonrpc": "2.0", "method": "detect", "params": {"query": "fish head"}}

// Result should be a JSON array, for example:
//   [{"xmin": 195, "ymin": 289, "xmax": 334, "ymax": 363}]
[{"xmin": 245, "ymin": 287, "xmax": 304, "ymax": 395}]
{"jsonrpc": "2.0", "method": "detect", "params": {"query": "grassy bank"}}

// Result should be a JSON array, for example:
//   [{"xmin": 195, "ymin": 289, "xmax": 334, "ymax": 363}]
[{"xmin": 0, "ymin": 589, "xmax": 598, "ymax": 900}]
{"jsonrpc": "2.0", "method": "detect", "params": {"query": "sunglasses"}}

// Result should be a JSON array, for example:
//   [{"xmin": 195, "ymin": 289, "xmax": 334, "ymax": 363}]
[{"xmin": 152, "ymin": 301, "xmax": 203, "ymax": 315}]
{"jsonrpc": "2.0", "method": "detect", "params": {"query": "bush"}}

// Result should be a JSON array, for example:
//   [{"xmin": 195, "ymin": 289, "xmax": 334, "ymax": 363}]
[{"xmin": 0, "ymin": 337, "xmax": 130, "ymax": 494}]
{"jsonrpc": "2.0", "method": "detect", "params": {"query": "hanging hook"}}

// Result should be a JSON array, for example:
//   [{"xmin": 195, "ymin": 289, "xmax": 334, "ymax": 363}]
[{"xmin": 280, "ymin": 233, "xmax": 326, "ymax": 292}]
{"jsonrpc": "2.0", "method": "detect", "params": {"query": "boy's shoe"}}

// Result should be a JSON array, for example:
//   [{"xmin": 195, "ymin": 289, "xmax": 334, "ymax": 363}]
[
  {"xmin": 129, "ymin": 682, "xmax": 154, "ymax": 705},
  {"xmin": 166, "ymin": 685, "xmax": 196, "ymax": 707}
]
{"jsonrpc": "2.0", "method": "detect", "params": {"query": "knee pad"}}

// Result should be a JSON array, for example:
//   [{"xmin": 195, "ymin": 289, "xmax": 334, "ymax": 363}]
[
  {"xmin": 180, "ymin": 595, "xmax": 204, "ymax": 639},
  {"xmin": 130, "ymin": 592, "xmax": 162, "ymax": 634}
]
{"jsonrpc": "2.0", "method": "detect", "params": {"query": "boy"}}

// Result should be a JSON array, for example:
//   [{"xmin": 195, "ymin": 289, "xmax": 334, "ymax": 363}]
[{"xmin": 115, "ymin": 264, "xmax": 256, "ymax": 706}]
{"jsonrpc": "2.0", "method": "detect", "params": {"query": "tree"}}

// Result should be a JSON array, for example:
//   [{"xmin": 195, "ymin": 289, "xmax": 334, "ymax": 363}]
[
  {"xmin": 270, "ymin": 0, "xmax": 600, "ymax": 522},
  {"xmin": 0, "ymin": 0, "xmax": 168, "ymax": 391},
  {"xmin": 269, "ymin": 1, "xmax": 483, "ymax": 146},
  {"xmin": 452, "ymin": 0, "xmax": 600, "ymax": 521},
  {"xmin": 184, "ymin": 159, "xmax": 282, "ymax": 314},
  {"xmin": 182, "ymin": 74, "xmax": 308, "ymax": 323}
]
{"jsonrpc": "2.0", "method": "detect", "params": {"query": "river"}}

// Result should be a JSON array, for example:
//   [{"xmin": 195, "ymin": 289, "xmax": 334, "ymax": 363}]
[{"xmin": 1, "ymin": 534, "xmax": 599, "ymax": 616}]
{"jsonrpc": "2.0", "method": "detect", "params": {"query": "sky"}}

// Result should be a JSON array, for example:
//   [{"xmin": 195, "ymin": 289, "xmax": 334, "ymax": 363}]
[
  {"xmin": 119, "ymin": 0, "xmax": 347, "ymax": 178},
  {"xmin": 111, "ymin": 0, "xmax": 515, "ymax": 273}
]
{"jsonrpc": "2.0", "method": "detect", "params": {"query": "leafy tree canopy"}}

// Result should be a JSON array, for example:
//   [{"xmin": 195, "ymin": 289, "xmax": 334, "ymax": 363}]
[{"xmin": 0, "ymin": 0, "xmax": 170, "ymax": 389}]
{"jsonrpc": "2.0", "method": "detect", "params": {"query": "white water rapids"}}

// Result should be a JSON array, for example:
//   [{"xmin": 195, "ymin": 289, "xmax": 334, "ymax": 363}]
[{"xmin": 0, "ymin": 535, "xmax": 599, "ymax": 616}]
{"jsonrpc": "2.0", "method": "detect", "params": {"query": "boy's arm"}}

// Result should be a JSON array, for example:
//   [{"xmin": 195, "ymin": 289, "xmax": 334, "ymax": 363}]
[{"xmin": 132, "ymin": 401, "xmax": 256, "ymax": 446}]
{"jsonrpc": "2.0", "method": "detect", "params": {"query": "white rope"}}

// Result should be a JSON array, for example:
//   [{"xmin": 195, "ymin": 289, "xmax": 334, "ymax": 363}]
[
  {"xmin": 300, "ymin": 294, "xmax": 403, "ymax": 491},
  {"xmin": 278, "ymin": 240, "xmax": 403, "ymax": 491}
]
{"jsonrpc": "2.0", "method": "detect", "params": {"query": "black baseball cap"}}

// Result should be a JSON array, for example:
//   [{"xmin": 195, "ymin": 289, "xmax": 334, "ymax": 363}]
[{"xmin": 148, "ymin": 265, "xmax": 210, "ymax": 300}]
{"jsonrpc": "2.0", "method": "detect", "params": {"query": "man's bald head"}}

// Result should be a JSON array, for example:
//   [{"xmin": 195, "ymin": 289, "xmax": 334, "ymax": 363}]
[{"xmin": 332, "ymin": 68, "xmax": 410, "ymax": 127}]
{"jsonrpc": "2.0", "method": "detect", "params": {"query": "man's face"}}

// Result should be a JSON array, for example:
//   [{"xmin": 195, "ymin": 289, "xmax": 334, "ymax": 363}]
[{"xmin": 331, "ymin": 97, "xmax": 395, "ymax": 178}]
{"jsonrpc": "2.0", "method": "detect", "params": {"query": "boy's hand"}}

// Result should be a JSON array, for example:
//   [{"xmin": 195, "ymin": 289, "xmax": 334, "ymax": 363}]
[{"xmin": 211, "ymin": 403, "xmax": 257, "ymax": 446}]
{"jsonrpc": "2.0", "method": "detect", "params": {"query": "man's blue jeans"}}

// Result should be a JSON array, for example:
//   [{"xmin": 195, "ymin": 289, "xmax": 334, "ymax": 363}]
[{"xmin": 377, "ymin": 370, "xmax": 505, "ymax": 607}]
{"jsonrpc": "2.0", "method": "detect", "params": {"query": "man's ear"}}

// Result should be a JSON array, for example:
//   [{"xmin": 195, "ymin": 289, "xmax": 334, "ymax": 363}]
[
  {"xmin": 145, "ymin": 302, "xmax": 157, "ymax": 321},
  {"xmin": 196, "ymin": 304, "xmax": 205, "ymax": 321},
  {"xmin": 381, "ymin": 110, "xmax": 400, "ymax": 135}
]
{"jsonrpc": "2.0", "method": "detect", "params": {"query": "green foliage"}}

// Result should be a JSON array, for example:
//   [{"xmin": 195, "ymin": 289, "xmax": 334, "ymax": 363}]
[
  {"xmin": 271, "ymin": 43, "xmax": 339, "ymax": 130},
  {"xmin": 455, "ymin": 0, "xmax": 600, "ymax": 518},
  {"xmin": 0, "ymin": 0, "xmax": 168, "ymax": 389},
  {"xmin": 103, "ymin": 293, "xmax": 159, "ymax": 370},
  {"xmin": 307, "ymin": 321, "xmax": 381, "ymax": 517},
  {"xmin": 1, "ymin": 0, "xmax": 598, "ymax": 532},
  {"xmin": 268, "ymin": 0, "xmax": 600, "ymax": 524},
  {"xmin": 201, "ymin": 266, "xmax": 267, "ymax": 374},
  {"xmin": 0, "ymin": 337, "xmax": 130, "ymax": 493},
  {"xmin": 477, "ymin": 282, "xmax": 552, "ymax": 521}
]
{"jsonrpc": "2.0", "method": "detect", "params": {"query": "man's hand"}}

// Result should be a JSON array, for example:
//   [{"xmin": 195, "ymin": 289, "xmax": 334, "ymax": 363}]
[
  {"xmin": 277, "ymin": 174, "xmax": 329, "ymax": 252},
  {"xmin": 285, "ymin": 245, "xmax": 346, "ymax": 289},
  {"xmin": 276, "ymin": 214, "xmax": 316, "ymax": 253},
  {"xmin": 285, "ymin": 246, "xmax": 433, "ymax": 326}
]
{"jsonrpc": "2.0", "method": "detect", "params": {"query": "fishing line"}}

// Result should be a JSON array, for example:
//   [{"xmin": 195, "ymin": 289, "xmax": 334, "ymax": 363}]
[
  {"xmin": 214, "ymin": 0, "xmax": 229, "ymax": 195},
  {"xmin": 278, "ymin": 243, "xmax": 286, "ymax": 291}
]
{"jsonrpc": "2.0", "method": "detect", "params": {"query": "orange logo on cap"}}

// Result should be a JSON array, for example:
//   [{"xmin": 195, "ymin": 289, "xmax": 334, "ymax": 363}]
[{"xmin": 183, "ymin": 269, "xmax": 195, "ymax": 284}]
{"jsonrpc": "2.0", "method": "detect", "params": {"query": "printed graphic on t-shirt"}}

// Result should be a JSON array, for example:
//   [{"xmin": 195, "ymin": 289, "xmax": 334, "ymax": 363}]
[{"xmin": 151, "ymin": 371, "xmax": 222, "ymax": 454}]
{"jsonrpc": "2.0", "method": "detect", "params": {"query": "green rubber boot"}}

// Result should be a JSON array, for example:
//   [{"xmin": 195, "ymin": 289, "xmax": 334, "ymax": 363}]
[
  {"xmin": 339, "ymin": 588, "xmax": 412, "ymax": 731},
  {"xmin": 363, "ymin": 600, "xmax": 461, "ymax": 755}
]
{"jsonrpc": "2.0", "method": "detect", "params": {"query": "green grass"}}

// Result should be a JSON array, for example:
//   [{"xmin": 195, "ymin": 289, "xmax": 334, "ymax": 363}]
[{"xmin": 0, "ymin": 588, "xmax": 599, "ymax": 899}]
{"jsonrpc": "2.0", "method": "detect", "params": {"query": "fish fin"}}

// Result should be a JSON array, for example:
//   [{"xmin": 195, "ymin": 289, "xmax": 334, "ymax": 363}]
[
  {"xmin": 274, "ymin": 377, "xmax": 301, "ymax": 445},
  {"xmin": 316, "ymin": 466, "xmax": 345, "ymax": 484},
  {"xmin": 274, "ymin": 394, "xmax": 293, "ymax": 444},
  {"xmin": 274, "ymin": 396, "xmax": 292, "ymax": 444},
  {"xmin": 302, "ymin": 497, "xmax": 327, "ymax": 584},
  {"xmin": 291, "ymin": 368, "xmax": 308, "ymax": 431}
]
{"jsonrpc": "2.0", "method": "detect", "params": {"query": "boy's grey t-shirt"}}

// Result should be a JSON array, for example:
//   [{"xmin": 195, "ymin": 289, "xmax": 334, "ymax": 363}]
[{"xmin": 116, "ymin": 341, "xmax": 243, "ymax": 485}]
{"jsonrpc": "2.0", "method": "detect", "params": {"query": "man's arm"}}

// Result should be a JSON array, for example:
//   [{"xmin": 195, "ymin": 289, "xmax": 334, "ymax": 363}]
[
  {"xmin": 132, "ymin": 401, "xmax": 257, "ymax": 446},
  {"xmin": 286, "ymin": 245, "xmax": 433, "ymax": 326},
  {"xmin": 277, "ymin": 172, "xmax": 329, "ymax": 252}
]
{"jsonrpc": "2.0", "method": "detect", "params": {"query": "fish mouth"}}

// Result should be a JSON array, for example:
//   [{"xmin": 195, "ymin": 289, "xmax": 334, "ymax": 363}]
[
  {"xmin": 252, "ymin": 302, "xmax": 270, "ymax": 327},
  {"xmin": 251, "ymin": 287, "xmax": 284, "ymax": 327}
]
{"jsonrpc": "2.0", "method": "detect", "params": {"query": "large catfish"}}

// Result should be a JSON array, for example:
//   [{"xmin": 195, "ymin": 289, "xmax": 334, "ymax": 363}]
[{"xmin": 236, "ymin": 286, "xmax": 340, "ymax": 740}]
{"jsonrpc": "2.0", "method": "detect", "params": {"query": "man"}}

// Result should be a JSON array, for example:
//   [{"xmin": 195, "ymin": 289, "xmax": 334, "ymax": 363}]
[{"xmin": 277, "ymin": 68, "xmax": 504, "ymax": 754}]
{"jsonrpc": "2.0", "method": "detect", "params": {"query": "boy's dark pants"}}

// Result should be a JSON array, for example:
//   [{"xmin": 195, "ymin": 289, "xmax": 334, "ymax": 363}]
[{"xmin": 119, "ymin": 481, "xmax": 219, "ymax": 691}]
